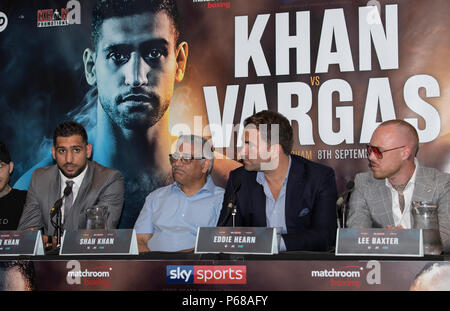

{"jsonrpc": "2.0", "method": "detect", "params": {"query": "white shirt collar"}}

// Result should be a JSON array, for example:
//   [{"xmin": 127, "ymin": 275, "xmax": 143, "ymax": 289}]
[
  {"xmin": 385, "ymin": 158, "xmax": 419, "ymax": 228},
  {"xmin": 58, "ymin": 163, "xmax": 88, "ymax": 224},
  {"xmin": 59, "ymin": 163, "xmax": 88, "ymax": 191},
  {"xmin": 256, "ymin": 155, "xmax": 292, "ymax": 186},
  {"xmin": 385, "ymin": 158, "xmax": 418, "ymax": 190}
]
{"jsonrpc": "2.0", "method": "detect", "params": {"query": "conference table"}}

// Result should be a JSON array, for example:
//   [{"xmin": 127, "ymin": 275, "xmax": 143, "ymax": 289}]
[{"xmin": 1, "ymin": 250, "xmax": 448, "ymax": 291}]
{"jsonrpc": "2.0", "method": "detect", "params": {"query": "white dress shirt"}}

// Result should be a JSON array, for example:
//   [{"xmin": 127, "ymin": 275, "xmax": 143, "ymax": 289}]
[
  {"xmin": 385, "ymin": 159, "xmax": 418, "ymax": 228},
  {"xmin": 59, "ymin": 164, "xmax": 88, "ymax": 223}
]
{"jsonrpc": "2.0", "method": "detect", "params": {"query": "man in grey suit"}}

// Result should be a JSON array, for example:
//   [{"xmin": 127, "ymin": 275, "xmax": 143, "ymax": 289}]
[
  {"xmin": 18, "ymin": 121, "xmax": 124, "ymax": 238},
  {"xmin": 347, "ymin": 120, "xmax": 450, "ymax": 253}
]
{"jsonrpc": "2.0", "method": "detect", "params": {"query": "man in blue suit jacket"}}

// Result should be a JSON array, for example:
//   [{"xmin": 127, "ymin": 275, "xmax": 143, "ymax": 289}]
[{"xmin": 218, "ymin": 110, "xmax": 338, "ymax": 252}]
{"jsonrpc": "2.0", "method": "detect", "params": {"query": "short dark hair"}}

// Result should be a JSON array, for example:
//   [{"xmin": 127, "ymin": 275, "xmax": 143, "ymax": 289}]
[
  {"xmin": 244, "ymin": 110, "xmax": 294, "ymax": 155},
  {"xmin": 0, "ymin": 141, "xmax": 11, "ymax": 164},
  {"xmin": 53, "ymin": 121, "xmax": 88, "ymax": 146},
  {"xmin": 0, "ymin": 261, "xmax": 36, "ymax": 291},
  {"xmin": 91, "ymin": 0, "xmax": 180, "ymax": 50}
]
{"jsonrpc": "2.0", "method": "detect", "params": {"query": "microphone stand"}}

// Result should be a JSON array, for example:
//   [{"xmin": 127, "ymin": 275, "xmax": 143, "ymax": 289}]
[
  {"xmin": 55, "ymin": 208, "xmax": 63, "ymax": 248},
  {"xmin": 219, "ymin": 200, "xmax": 237, "ymax": 227},
  {"xmin": 337, "ymin": 180, "xmax": 355, "ymax": 228},
  {"xmin": 336, "ymin": 205, "xmax": 341, "ymax": 229},
  {"xmin": 231, "ymin": 203, "xmax": 237, "ymax": 228},
  {"xmin": 49, "ymin": 184, "xmax": 72, "ymax": 251},
  {"xmin": 219, "ymin": 180, "xmax": 241, "ymax": 227},
  {"xmin": 49, "ymin": 197, "xmax": 64, "ymax": 251},
  {"xmin": 342, "ymin": 201, "xmax": 347, "ymax": 228}
]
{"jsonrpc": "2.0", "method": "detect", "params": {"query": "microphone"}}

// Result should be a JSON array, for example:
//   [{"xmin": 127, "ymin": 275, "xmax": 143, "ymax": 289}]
[
  {"xmin": 227, "ymin": 178, "xmax": 242, "ymax": 209},
  {"xmin": 49, "ymin": 183, "xmax": 73, "ymax": 218},
  {"xmin": 336, "ymin": 180, "xmax": 355, "ymax": 208},
  {"xmin": 336, "ymin": 180, "xmax": 354, "ymax": 228},
  {"xmin": 49, "ymin": 182, "xmax": 74, "ymax": 248},
  {"xmin": 50, "ymin": 198, "xmax": 64, "ymax": 218},
  {"xmin": 219, "ymin": 177, "xmax": 242, "ymax": 226}
]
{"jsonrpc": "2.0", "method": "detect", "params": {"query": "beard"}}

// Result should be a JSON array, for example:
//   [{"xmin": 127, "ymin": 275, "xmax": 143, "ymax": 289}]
[
  {"xmin": 243, "ymin": 159, "xmax": 261, "ymax": 171},
  {"xmin": 99, "ymin": 88, "xmax": 170, "ymax": 131},
  {"xmin": 59, "ymin": 162, "xmax": 87, "ymax": 179}
]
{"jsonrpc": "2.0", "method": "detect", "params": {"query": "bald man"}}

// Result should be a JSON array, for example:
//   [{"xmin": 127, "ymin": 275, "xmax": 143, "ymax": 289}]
[{"xmin": 347, "ymin": 120, "xmax": 450, "ymax": 253}]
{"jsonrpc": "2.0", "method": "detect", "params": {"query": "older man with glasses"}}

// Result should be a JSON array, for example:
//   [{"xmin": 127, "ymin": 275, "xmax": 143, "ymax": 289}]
[
  {"xmin": 347, "ymin": 120, "xmax": 450, "ymax": 253},
  {"xmin": 134, "ymin": 135, "xmax": 224, "ymax": 253}
]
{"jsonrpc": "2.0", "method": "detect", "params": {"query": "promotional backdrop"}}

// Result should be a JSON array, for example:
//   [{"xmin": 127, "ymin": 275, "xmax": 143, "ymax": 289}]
[{"xmin": 0, "ymin": 0, "xmax": 449, "ymax": 228}]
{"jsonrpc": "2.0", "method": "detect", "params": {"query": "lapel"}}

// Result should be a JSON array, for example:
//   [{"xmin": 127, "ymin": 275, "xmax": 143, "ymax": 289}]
[
  {"xmin": 285, "ymin": 157, "xmax": 306, "ymax": 225},
  {"xmin": 49, "ymin": 165, "xmax": 62, "ymax": 205},
  {"xmin": 249, "ymin": 171, "xmax": 267, "ymax": 226},
  {"xmin": 411, "ymin": 164, "xmax": 435, "ymax": 202},
  {"xmin": 67, "ymin": 161, "xmax": 94, "ymax": 229},
  {"xmin": 47, "ymin": 165, "xmax": 62, "ymax": 233}
]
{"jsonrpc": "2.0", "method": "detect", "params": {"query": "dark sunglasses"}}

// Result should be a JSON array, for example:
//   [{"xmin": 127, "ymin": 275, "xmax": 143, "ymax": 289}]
[
  {"xmin": 169, "ymin": 153, "xmax": 205, "ymax": 165},
  {"xmin": 366, "ymin": 144, "xmax": 405, "ymax": 159}
]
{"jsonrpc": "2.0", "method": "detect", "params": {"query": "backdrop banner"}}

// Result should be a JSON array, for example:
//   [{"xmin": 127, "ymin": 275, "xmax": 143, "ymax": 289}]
[
  {"xmin": 1, "ymin": 0, "xmax": 449, "ymax": 228},
  {"xmin": 0, "ymin": 259, "xmax": 448, "ymax": 291}
]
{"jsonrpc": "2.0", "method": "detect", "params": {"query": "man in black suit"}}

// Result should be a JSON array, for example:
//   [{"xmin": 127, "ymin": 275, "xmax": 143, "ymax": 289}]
[{"xmin": 218, "ymin": 110, "xmax": 338, "ymax": 251}]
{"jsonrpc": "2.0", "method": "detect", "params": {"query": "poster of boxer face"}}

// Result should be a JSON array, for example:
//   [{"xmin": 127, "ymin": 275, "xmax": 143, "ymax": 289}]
[{"xmin": 0, "ymin": 0, "xmax": 449, "ymax": 228}]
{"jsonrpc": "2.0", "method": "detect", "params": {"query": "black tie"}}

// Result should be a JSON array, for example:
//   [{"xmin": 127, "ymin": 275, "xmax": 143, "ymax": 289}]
[{"xmin": 64, "ymin": 181, "xmax": 74, "ymax": 221}]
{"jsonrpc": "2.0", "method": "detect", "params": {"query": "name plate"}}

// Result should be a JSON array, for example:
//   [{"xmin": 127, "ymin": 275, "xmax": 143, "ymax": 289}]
[
  {"xmin": 0, "ymin": 230, "xmax": 44, "ymax": 256},
  {"xmin": 335, "ymin": 228, "xmax": 423, "ymax": 257},
  {"xmin": 60, "ymin": 229, "xmax": 138, "ymax": 255},
  {"xmin": 195, "ymin": 227, "xmax": 278, "ymax": 255}
]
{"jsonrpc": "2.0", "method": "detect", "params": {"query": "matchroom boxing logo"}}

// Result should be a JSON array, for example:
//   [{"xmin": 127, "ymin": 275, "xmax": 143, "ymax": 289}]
[
  {"xmin": 311, "ymin": 261, "xmax": 381, "ymax": 289},
  {"xmin": 66, "ymin": 260, "xmax": 113, "ymax": 288}
]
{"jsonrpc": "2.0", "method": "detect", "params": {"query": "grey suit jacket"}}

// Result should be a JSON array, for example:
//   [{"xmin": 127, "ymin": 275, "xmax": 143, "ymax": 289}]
[
  {"xmin": 347, "ymin": 163, "xmax": 450, "ymax": 253},
  {"xmin": 18, "ymin": 161, "xmax": 124, "ymax": 234}
]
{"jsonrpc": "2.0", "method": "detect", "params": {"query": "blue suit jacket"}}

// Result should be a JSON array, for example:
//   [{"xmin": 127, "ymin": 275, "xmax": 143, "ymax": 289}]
[{"xmin": 217, "ymin": 155, "xmax": 338, "ymax": 251}]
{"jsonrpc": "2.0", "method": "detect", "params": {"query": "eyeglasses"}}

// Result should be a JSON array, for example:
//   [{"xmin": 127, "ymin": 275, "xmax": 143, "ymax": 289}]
[
  {"xmin": 169, "ymin": 153, "xmax": 205, "ymax": 165},
  {"xmin": 366, "ymin": 144, "xmax": 405, "ymax": 159}
]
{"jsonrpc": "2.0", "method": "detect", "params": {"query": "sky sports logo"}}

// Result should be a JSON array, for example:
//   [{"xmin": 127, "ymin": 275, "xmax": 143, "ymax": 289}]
[{"xmin": 167, "ymin": 265, "xmax": 246, "ymax": 284}]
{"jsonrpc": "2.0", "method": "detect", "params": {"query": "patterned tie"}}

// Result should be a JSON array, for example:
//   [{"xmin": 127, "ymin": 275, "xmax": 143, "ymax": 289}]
[
  {"xmin": 64, "ymin": 181, "xmax": 74, "ymax": 221},
  {"xmin": 398, "ymin": 191, "xmax": 405, "ymax": 214},
  {"xmin": 392, "ymin": 183, "xmax": 407, "ymax": 214}
]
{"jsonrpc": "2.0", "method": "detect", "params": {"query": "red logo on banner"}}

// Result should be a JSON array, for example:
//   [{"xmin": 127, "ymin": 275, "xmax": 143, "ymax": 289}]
[
  {"xmin": 193, "ymin": 265, "xmax": 247, "ymax": 284},
  {"xmin": 36, "ymin": 1, "xmax": 81, "ymax": 28},
  {"xmin": 37, "ymin": 9, "xmax": 68, "ymax": 22}
]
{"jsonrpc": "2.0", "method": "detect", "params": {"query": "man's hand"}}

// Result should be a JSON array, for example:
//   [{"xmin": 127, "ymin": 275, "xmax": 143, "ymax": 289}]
[
  {"xmin": 42, "ymin": 235, "xmax": 57, "ymax": 249},
  {"xmin": 179, "ymin": 248, "xmax": 194, "ymax": 253},
  {"xmin": 137, "ymin": 233, "xmax": 152, "ymax": 253},
  {"xmin": 387, "ymin": 225, "xmax": 405, "ymax": 229}
]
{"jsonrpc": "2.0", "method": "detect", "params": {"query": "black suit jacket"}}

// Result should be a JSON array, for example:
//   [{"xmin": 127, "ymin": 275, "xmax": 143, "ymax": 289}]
[{"xmin": 217, "ymin": 155, "xmax": 338, "ymax": 251}]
